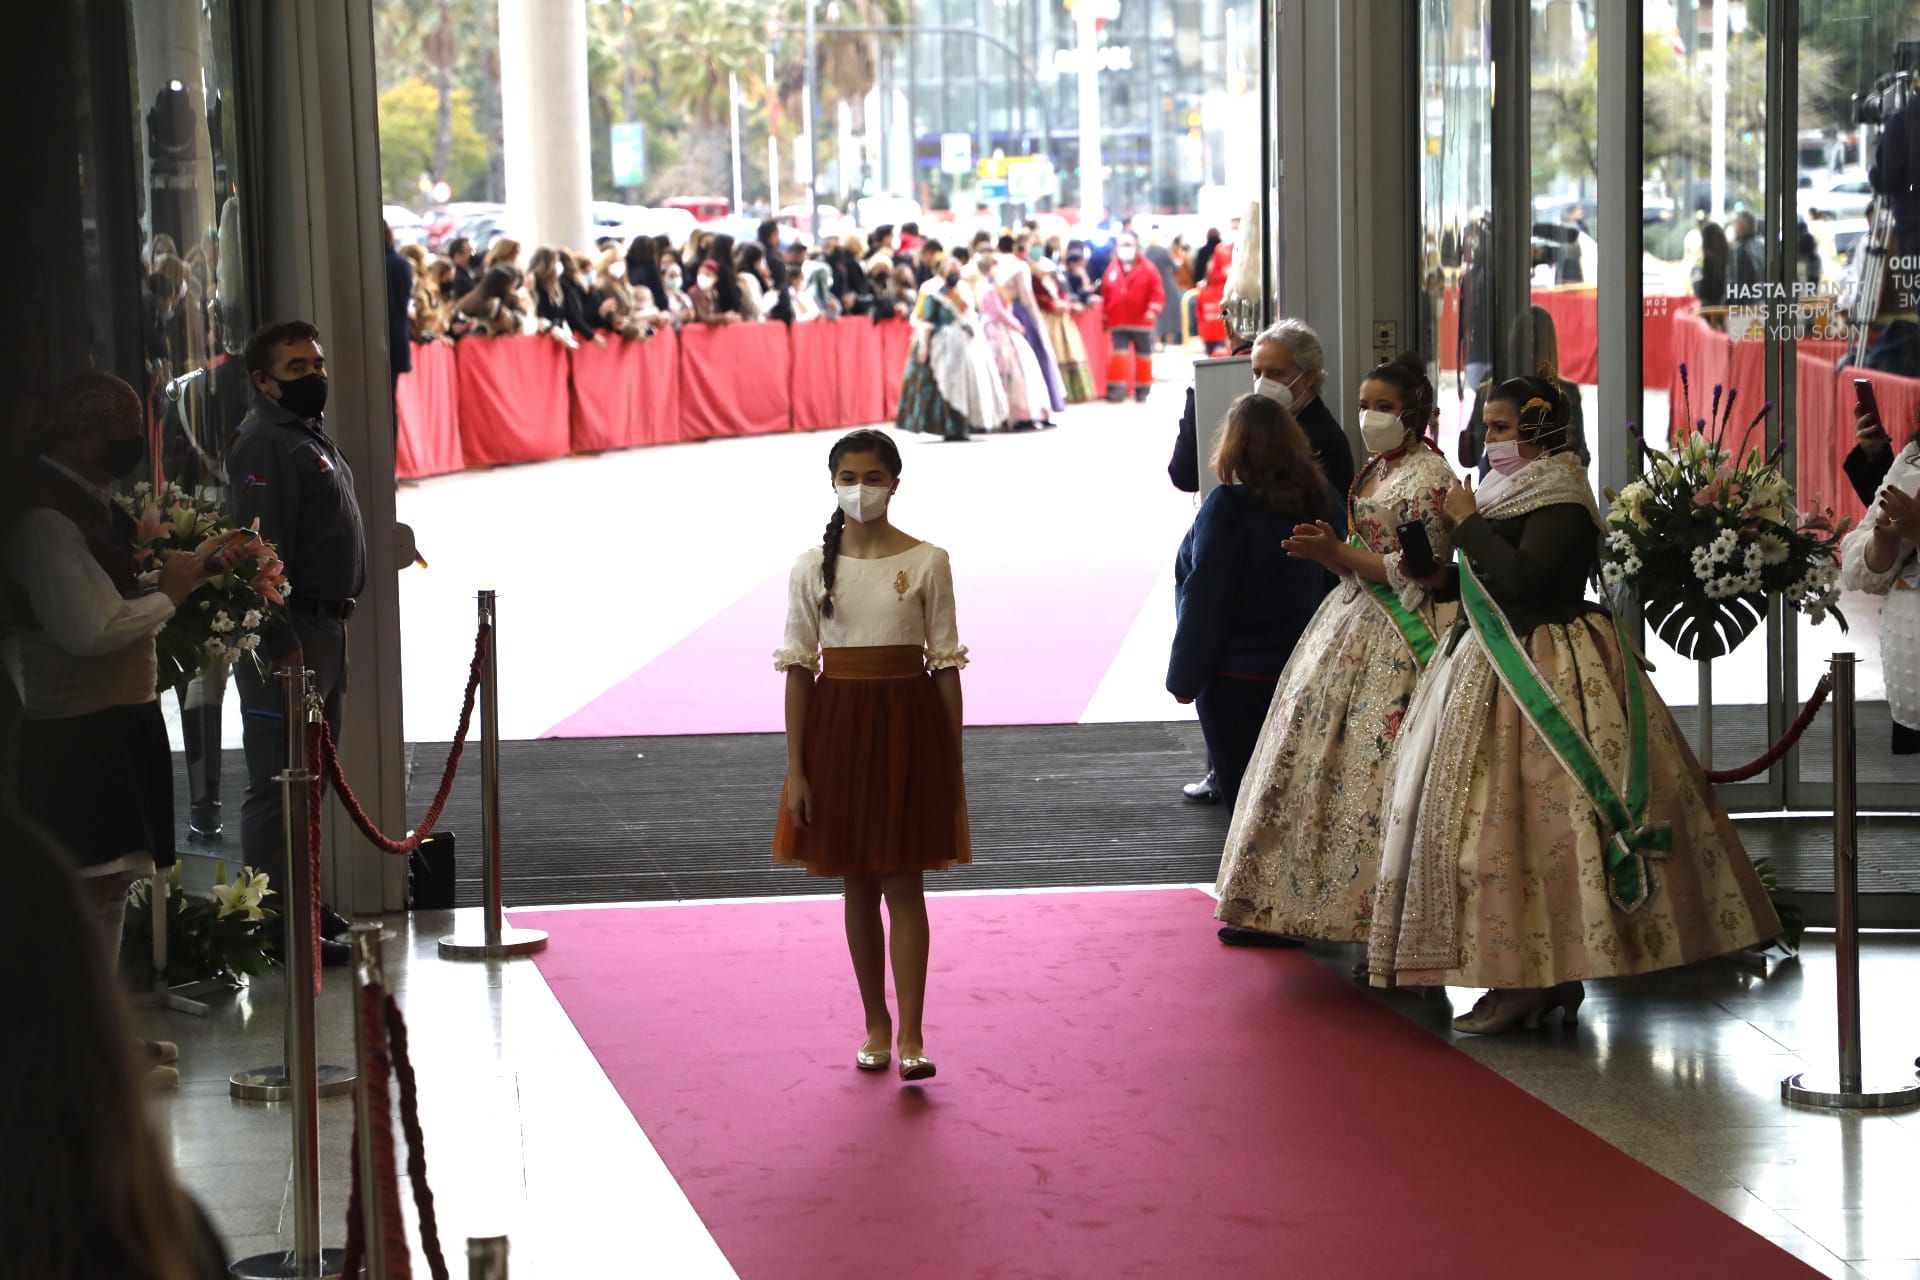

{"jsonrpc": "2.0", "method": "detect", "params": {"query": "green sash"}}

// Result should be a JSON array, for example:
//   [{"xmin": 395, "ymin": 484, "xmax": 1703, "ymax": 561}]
[
  {"xmin": 1457, "ymin": 559, "xmax": 1669, "ymax": 912},
  {"xmin": 1348, "ymin": 535, "xmax": 1438, "ymax": 668}
]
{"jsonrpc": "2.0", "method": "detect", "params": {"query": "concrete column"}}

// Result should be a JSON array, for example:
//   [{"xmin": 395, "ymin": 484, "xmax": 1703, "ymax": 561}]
[
  {"xmin": 499, "ymin": 0, "xmax": 593, "ymax": 250},
  {"xmin": 248, "ymin": 0, "xmax": 409, "ymax": 914},
  {"xmin": 1272, "ymin": 0, "xmax": 1416, "ymax": 450}
]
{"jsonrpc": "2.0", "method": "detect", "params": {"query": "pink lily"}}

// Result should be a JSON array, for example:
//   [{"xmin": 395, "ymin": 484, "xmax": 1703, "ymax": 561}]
[{"xmin": 135, "ymin": 505, "xmax": 174, "ymax": 544}]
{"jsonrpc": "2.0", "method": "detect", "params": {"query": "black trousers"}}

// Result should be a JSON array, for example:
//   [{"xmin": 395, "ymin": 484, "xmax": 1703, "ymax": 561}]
[
  {"xmin": 235, "ymin": 615, "xmax": 347, "ymax": 890},
  {"xmin": 1196, "ymin": 675, "xmax": 1278, "ymax": 807}
]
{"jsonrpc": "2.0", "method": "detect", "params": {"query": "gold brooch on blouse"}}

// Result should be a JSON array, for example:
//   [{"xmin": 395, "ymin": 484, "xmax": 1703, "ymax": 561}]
[{"xmin": 893, "ymin": 571, "xmax": 910, "ymax": 599}]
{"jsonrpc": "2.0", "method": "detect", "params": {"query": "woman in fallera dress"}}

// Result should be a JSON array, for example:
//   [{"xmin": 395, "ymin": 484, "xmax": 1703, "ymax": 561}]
[
  {"xmin": 1367, "ymin": 375, "xmax": 1779, "ymax": 1032},
  {"xmin": 1213, "ymin": 353, "xmax": 1458, "ymax": 947},
  {"xmin": 773, "ymin": 430, "xmax": 971, "ymax": 1081}
]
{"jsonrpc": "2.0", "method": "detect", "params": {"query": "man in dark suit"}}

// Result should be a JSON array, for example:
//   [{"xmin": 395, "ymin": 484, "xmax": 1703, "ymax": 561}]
[{"xmin": 382, "ymin": 222, "xmax": 412, "ymax": 416}]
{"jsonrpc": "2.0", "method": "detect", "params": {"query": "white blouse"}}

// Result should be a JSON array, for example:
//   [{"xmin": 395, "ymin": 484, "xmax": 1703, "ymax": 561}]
[
  {"xmin": 1840, "ymin": 442, "xmax": 1920, "ymax": 729},
  {"xmin": 775, "ymin": 540, "xmax": 969, "ymax": 674}
]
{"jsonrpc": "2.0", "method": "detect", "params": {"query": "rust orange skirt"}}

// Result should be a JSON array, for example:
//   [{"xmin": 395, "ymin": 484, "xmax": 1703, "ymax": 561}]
[{"xmin": 773, "ymin": 646, "xmax": 972, "ymax": 878}]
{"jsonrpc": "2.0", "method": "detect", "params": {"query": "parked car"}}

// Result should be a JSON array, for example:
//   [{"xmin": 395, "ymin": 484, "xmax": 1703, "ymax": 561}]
[
  {"xmin": 382, "ymin": 204, "xmax": 429, "ymax": 248},
  {"xmin": 1804, "ymin": 173, "xmax": 1873, "ymax": 221},
  {"xmin": 662, "ymin": 195, "xmax": 732, "ymax": 222}
]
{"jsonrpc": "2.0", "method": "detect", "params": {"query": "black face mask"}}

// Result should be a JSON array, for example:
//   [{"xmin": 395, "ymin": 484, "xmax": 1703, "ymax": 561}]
[
  {"xmin": 271, "ymin": 372, "xmax": 329, "ymax": 420},
  {"xmin": 100, "ymin": 435, "xmax": 145, "ymax": 479}
]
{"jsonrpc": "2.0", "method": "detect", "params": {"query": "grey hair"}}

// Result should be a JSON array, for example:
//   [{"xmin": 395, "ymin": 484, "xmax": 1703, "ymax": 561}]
[{"xmin": 1254, "ymin": 319, "xmax": 1326, "ymax": 390}]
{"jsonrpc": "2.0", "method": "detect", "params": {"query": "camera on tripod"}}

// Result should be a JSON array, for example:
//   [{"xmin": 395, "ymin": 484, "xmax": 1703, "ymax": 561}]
[{"xmin": 1855, "ymin": 40, "xmax": 1917, "ymax": 126}]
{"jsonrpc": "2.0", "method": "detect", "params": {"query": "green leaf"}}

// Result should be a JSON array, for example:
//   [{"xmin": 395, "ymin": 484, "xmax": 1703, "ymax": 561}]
[{"xmin": 1643, "ymin": 588, "xmax": 1766, "ymax": 661}]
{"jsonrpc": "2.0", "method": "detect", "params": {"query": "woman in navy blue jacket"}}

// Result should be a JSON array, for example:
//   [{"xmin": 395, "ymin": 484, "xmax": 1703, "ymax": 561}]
[{"xmin": 1168, "ymin": 394, "xmax": 1344, "ymax": 805}]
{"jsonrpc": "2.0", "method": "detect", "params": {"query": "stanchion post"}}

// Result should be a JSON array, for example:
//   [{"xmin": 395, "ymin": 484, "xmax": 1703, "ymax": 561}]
[
  {"xmin": 1782, "ymin": 653, "xmax": 1920, "ymax": 1111},
  {"xmin": 467, "ymin": 1237, "xmax": 510, "ymax": 1280},
  {"xmin": 232, "ymin": 667, "xmax": 349, "ymax": 1278},
  {"xmin": 441, "ymin": 591, "xmax": 547, "ymax": 960},
  {"xmin": 351, "ymin": 925, "xmax": 390, "ymax": 1280}
]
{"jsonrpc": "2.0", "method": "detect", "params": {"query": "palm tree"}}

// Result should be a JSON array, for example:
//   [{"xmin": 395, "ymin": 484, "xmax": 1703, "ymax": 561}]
[
  {"xmin": 375, "ymin": 0, "xmax": 491, "ymax": 194},
  {"xmin": 777, "ymin": 0, "xmax": 909, "ymax": 195},
  {"xmin": 647, "ymin": 0, "xmax": 770, "ymax": 192}
]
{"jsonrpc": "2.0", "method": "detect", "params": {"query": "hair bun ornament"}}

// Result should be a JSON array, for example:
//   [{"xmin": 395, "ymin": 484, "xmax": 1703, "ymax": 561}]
[{"xmin": 1520, "ymin": 396, "xmax": 1555, "ymax": 425}]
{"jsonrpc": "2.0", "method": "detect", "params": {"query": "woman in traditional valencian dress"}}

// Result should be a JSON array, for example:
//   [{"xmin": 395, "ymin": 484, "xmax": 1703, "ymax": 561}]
[
  {"xmin": 1213, "ymin": 353, "xmax": 1457, "ymax": 946},
  {"xmin": 971, "ymin": 255, "xmax": 1050, "ymax": 431},
  {"xmin": 1032, "ymin": 259, "xmax": 1097, "ymax": 404},
  {"xmin": 895, "ymin": 268, "xmax": 973, "ymax": 441},
  {"xmin": 1367, "ymin": 375, "xmax": 1779, "ymax": 1032},
  {"xmin": 774, "ymin": 431, "xmax": 971, "ymax": 1081}
]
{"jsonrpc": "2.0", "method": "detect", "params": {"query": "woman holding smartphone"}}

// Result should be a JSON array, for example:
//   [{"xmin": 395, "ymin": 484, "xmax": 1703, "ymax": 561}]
[
  {"xmin": 1367, "ymin": 375, "xmax": 1778, "ymax": 1031},
  {"xmin": 773, "ymin": 430, "xmax": 970, "ymax": 1082},
  {"xmin": 1212, "ymin": 353, "xmax": 1457, "ymax": 952}
]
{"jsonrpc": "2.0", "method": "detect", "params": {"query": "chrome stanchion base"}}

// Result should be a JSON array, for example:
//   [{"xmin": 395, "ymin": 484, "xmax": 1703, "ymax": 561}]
[
  {"xmin": 1781, "ymin": 1072, "xmax": 1920, "ymax": 1111},
  {"xmin": 229, "ymin": 1246, "xmax": 347, "ymax": 1278},
  {"xmin": 229, "ymin": 1063, "xmax": 356, "ymax": 1102},
  {"xmin": 438, "ymin": 925, "xmax": 549, "ymax": 959}
]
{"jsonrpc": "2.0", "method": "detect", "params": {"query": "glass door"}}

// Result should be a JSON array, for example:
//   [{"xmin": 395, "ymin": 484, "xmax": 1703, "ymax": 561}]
[
  {"xmin": 1418, "ymin": 0, "xmax": 1495, "ymax": 465},
  {"xmin": 1788, "ymin": 1, "xmax": 1919, "ymax": 808}
]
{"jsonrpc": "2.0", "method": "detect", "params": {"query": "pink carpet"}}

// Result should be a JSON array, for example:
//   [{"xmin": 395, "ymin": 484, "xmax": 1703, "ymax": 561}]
[
  {"xmin": 517, "ymin": 890, "xmax": 1824, "ymax": 1279},
  {"xmin": 543, "ymin": 556, "xmax": 1163, "ymax": 737}
]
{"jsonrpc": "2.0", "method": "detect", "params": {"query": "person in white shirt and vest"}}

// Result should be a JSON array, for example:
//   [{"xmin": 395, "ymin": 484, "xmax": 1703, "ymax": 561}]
[
  {"xmin": 3, "ymin": 372, "xmax": 214, "ymax": 980},
  {"xmin": 228, "ymin": 321, "xmax": 367, "ymax": 965}
]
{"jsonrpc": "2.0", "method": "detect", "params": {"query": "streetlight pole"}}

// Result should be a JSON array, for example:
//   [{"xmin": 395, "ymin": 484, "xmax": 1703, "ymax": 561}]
[{"xmin": 805, "ymin": 0, "xmax": 820, "ymax": 243}]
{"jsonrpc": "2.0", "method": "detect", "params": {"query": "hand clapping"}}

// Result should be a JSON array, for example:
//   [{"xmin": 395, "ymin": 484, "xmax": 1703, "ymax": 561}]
[
  {"xmin": 1442, "ymin": 476, "xmax": 1477, "ymax": 527},
  {"xmin": 1282, "ymin": 520, "xmax": 1343, "ymax": 568},
  {"xmin": 1877, "ymin": 486, "xmax": 1920, "ymax": 545}
]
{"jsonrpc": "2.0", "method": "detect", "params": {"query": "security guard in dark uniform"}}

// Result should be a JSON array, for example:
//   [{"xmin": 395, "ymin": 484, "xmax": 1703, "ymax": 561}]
[{"xmin": 230, "ymin": 320, "xmax": 366, "ymax": 963}]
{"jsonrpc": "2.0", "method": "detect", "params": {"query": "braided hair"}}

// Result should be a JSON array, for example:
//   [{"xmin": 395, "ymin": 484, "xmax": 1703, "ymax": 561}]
[{"xmin": 819, "ymin": 429, "xmax": 904, "ymax": 619}]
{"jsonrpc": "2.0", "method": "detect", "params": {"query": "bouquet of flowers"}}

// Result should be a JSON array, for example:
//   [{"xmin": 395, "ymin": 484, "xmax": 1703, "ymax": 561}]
[
  {"xmin": 1601, "ymin": 365, "xmax": 1850, "ymax": 660},
  {"xmin": 117, "ymin": 481, "xmax": 290, "ymax": 691},
  {"xmin": 121, "ymin": 862, "xmax": 279, "ymax": 987}
]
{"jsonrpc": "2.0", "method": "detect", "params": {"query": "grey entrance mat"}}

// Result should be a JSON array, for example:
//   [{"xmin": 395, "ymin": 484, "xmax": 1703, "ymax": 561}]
[{"xmin": 406, "ymin": 722, "xmax": 1229, "ymax": 907}]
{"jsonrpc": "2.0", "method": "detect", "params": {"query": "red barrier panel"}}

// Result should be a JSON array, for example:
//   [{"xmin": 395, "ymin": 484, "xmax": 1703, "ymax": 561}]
[
  {"xmin": 395, "ymin": 340, "xmax": 463, "ymax": 479},
  {"xmin": 1666, "ymin": 306, "xmax": 1920, "ymax": 525},
  {"xmin": 569, "ymin": 330, "xmax": 681, "ymax": 452},
  {"xmin": 834, "ymin": 318, "xmax": 885, "ymax": 428},
  {"xmin": 456, "ymin": 335, "xmax": 572, "ymax": 467},
  {"xmin": 1532, "ymin": 289, "xmax": 1598, "ymax": 384},
  {"xmin": 791, "ymin": 319, "xmax": 883, "ymax": 432},
  {"xmin": 678, "ymin": 322, "xmax": 792, "ymax": 439},
  {"xmin": 1078, "ymin": 302, "xmax": 1112, "ymax": 398},
  {"xmin": 879, "ymin": 317, "xmax": 912, "ymax": 420}
]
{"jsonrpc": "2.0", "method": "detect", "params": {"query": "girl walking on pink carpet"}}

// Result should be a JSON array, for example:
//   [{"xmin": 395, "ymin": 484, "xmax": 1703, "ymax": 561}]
[{"xmin": 773, "ymin": 429, "xmax": 971, "ymax": 1082}]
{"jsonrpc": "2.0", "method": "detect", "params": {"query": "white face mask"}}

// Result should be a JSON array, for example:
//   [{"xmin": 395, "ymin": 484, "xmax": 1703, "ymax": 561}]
[
  {"xmin": 836, "ymin": 483, "xmax": 892, "ymax": 524},
  {"xmin": 1359, "ymin": 408, "xmax": 1408, "ymax": 455},
  {"xmin": 1116, "ymin": 244, "xmax": 1137, "ymax": 263},
  {"xmin": 1253, "ymin": 374, "xmax": 1297, "ymax": 411}
]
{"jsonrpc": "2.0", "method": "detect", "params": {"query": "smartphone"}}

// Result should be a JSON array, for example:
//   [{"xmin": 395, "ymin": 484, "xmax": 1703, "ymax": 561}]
[
  {"xmin": 1854, "ymin": 378, "xmax": 1882, "ymax": 427},
  {"xmin": 1397, "ymin": 520, "xmax": 1439, "ymax": 579},
  {"xmin": 205, "ymin": 529, "xmax": 260, "ymax": 575}
]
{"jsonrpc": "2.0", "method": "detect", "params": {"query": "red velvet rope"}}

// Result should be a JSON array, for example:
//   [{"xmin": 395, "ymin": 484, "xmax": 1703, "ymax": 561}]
[
  {"xmin": 386, "ymin": 994, "xmax": 451, "ymax": 1280},
  {"xmin": 342, "ymin": 978, "xmax": 411, "ymax": 1279},
  {"xmin": 1703, "ymin": 674, "xmax": 1835, "ymax": 784},
  {"xmin": 321, "ymin": 624, "xmax": 492, "ymax": 856}
]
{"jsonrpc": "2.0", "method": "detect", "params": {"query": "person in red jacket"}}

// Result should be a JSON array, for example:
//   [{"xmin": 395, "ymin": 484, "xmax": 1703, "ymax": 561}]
[
  {"xmin": 1101, "ymin": 231, "xmax": 1166, "ymax": 403},
  {"xmin": 1196, "ymin": 239, "xmax": 1234, "ymax": 353}
]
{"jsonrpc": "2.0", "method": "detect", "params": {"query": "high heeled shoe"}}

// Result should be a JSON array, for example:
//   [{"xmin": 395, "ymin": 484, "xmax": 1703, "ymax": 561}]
[
  {"xmin": 1451, "ymin": 987, "xmax": 1554, "ymax": 1035},
  {"xmin": 1540, "ymin": 980, "xmax": 1585, "ymax": 1025},
  {"xmin": 898, "ymin": 1055, "xmax": 937, "ymax": 1082}
]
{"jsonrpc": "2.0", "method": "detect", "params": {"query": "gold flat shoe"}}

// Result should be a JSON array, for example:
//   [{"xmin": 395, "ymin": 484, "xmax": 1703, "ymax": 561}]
[
  {"xmin": 898, "ymin": 1056, "xmax": 937, "ymax": 1082},
  {"xmin": 855, "ymin": 1047, "xmax": 892, "ymax": 1071}
]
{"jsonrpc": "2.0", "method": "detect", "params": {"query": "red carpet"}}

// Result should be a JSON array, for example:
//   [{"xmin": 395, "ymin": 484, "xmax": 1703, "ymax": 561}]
[{"xmin": 516, "ymin": 890, "xmax": 1823, "ymax": 1279}]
